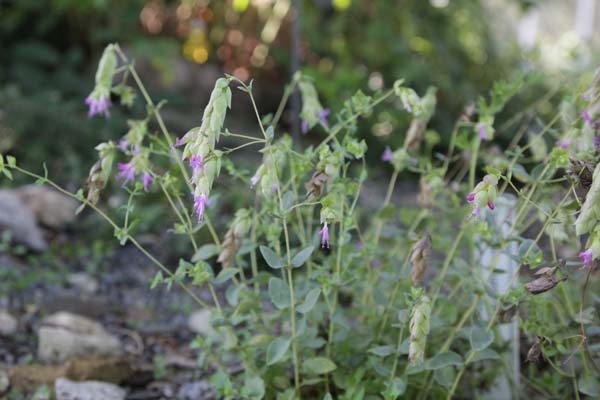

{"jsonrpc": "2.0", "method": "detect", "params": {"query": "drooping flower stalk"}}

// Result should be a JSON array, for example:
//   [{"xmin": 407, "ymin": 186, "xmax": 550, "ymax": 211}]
[
  {"xmin": 85, "ymin": 44, "xmax": 118, "ymax": 118},
  {"xmin": 176, "ymin": 77, "xmax": 232, "ymax": 221}
]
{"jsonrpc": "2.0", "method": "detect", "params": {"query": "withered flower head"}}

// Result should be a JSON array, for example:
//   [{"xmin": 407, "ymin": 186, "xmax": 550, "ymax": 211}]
[
  {"xmin": 305, "ymin": 170, "xmax": 331, "ymax": 201},
  {"xmin": 526, "ymin": 336, "xmax": 545, "ymax": 364},
  {"xmin": 525, "ymin": 266, "xmax": 564, "ymax": 295},
  {"xmin": 410, "ymin": 233, "xmax": 432, "ymax": 287}
]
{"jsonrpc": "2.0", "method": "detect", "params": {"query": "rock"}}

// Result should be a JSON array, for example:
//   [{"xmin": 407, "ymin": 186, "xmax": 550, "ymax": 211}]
[
  {"xmin": 15, "ymin": 185, "xmax": 78, "ymax": 229},
  {"xmin": 0, "ymin": 189, "xmax": 47, "ymax": 251},
  {"xmin": 0, "ymin": 310, "xmax": 17, "ymax": 336},
  {"xmin": 188, "ymin": 309, "xmax": 218, "ymax": 338},
  {"xmin": 38, "ymin": 312, "xmax": 121, "ymax": 363},
  {"xmin": 55, "ymin": 378, "xmax": 126, "ymax": 400},
  {"xmin": 177, "ymin": 380, "xmax": 217, "ymax": 400},
  {"xmin": 9, "ymin": 356, "xmax": 134, "ymax": 389},
  {"xmin": 66, "ymin": 273, "xmax": 99, "ymax": 295},
  {"xmin": 0, "ymin": 369, "xmax": 9, "ymax": 396}
]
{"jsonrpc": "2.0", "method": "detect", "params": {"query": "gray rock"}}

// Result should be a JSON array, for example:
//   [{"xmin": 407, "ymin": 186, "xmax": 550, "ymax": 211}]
[
  {"xmin": 0, "ymin": 369, "xmax": 9, "ymax": 395},
  {"xmin": 14, "ymin": 185, "xmax": 78, "ymax": 229},
  {"xmin": 188, "ymin": 309, "xmax": 218, "ymax": 338},
  {"xmin": 0, "ymin": 190, "xmax": 47, "ymax": 251},
  {"xmin": 38, "ymin": 312, "xmax": 121, "ymax": 363},
  {"xmin": 66, "ymin": 273, "xmax": 99, "ymax": 295},
  {"xmin": 55, "ymin": 378, "xmax": 126, "ymax": 400},
  {"xmin": 177, "ymin": 380, "xmax": 217, "ymax": 400},
  {"xmin": 0, "ymin": 310, "xmax": 17, "ymax": 336}
]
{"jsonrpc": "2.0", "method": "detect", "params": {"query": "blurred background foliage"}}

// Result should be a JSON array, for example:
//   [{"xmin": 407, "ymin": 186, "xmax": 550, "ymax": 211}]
[{"xmin": 0, "ymin": 0, "xmax": 598, "ymax": 185}]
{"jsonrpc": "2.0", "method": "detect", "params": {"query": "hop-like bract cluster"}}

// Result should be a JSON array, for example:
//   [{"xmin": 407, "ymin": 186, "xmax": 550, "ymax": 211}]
[
  {"xmin": 176, "ymin": 78, "xmax": 232, "ymax": 221},
  {"xmin": 466, "ymin": 174, "xmax": 498, "ymax": 216},
  {"xmin": 85, "ymin": 45, "xmax": 118, "ymax": 118},
  {"xmin": 408, "ymin": 295, "xmax": 431, "ymax": 365},
  {"xmin": 575, "ymin": 163, "xmax": 600, "ymax": 267}
]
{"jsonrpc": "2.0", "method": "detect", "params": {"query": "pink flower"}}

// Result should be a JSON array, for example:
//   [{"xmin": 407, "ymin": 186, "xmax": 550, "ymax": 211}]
[
  {"xmin": 85, "ymin": 95, "xmax": 111, "ymax": 118},
  {"xmin": 382, "ymin": 147, "xmax": 393, "ymax": 162},
  {"xmin": 319, "ymin": 222, "xmax": 330, "ymax": 248},
  {"xmin": 193, "ymin": 193, "xmax": 209, "ymax": 222},
  {"xmin": 319, "ymin": 109, "xmax": 331, "ymax": 129},
  {"xmin": 579, "ymin": 248, "xmax": 593, "ymax": 267},
  {"xmin": 301, "ymin": 108, "xmax": 331, "ymax": 134},
  {"xmin": 117, "ymin": 162, "xmax": 136, "ymax": 184},
  {"xmin": 466, "ymin": 193, "xmax": 475, "ymax": 203},
  {"xmin": 188, "ymin": 155, "xmax": 204, "ymax": 179},
  {"xmin": 476, "ymin": 122, "xmax": 491, "ymax": 140},
  {"xmin": 142, "ymin": 172, "xmax": 153, "ymax": 192}
]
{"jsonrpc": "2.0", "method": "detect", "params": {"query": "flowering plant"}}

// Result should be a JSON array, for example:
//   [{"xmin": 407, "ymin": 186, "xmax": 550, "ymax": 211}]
[{"xmin": 3, "ymin": 45, "xmax": 600, "ymax": 399}]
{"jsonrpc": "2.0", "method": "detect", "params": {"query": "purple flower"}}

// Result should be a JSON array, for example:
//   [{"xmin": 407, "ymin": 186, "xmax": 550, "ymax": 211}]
[
  {"xmin": 85, "ymin": 95, "xmax": 111, "ymax": 118},
  {"xmin": 188, "ymin": 155, "xmax": 204, "ymax": 179},
  {"xmin": 584, "ymin": 111, "xmax": 592, "ymax": 124},
  {"xmin": 301, "ymin": 119, "xmax": 310, "ymax": 134},
  {"xmin": 193, "ymin": 193, "xmax": 210, "ymax": 222},
  {"xmin": 319, "ymin": 109, "xmax": 331, "ymax": 129},
  {"xmin": 142, "ymin": 172, "xmax": 153, "ymax": 192},
  {"xmin": 555, "ymin": 139, "xmax": 571, "ymax": 149},
  {"xmin": 471, "ymin": 206, "xmax": 480, "ymax": 216},
  {"xmin": 382, "ymin": 147, "xmax": 393, "ymax": 162},
  {"xmin": 319, "ymin": 222, "xmax": 330, "ymax": 248},
  {"xmin": 403, "ymin": 102, "xmax": 412, "ymax": 113},
  {"xmin": 271, "ymin": 183, "xmax": 279, "ymax": 193},
  {"xmin": 487, "ymin": 201, "xmax": 495, "ymax": 210},
  {"xmin": 118, "ymin": 139, "xmax": 129, "ymax": 152},
  {"xmin": 117, "ymin": 162, "xmax": 136, "ymax": 184},
  {"xmin": 595, "ymin": 136, "xmax": 600, "ymax": 150},
  {"xmin": 173, "ymin": 137, "xmax": 184, "ymax": 148},
  {"xmin": 466, "ymin": 193, "xmax": 475, "ymax": 203},
  {"xmin": 477, "ymin": 123, "xmax": 489, "ymax": 140},
  {"xmin": 251, "ymin": 175, "xmax": 260, "ymax": 188},
  {"xmin": 579, "ymin": 248, "xmax": 593, "ymax": 267},
  {"xmin": 301, "ymin": 108, "xmax": 331, "ymax": 134}
]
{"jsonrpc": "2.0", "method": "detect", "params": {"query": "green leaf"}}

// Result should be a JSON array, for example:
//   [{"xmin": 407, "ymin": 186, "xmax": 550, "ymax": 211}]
[
  {"xmin": 302, "ymin": 357, "xmax": 337, "ymax": 374},
  {"xmin": 260, "ymin": 246, "xmax": 283, "ymax": 269},
  {"xmin": 469, "ymin": 348, "xmax": 501, "ymax": 363},
  {"xmin": 2, "ymin": 169, "xmax": 13, "ymax": 180},
  {"xmin": 268, "ymin": 277, "xmax": 290, "ymax": 309},
  {"xmin": 282, "ymin": 191, "xmax": 294, "ymax": 212},
  {"xmin": 469, "ymin": 327, "xmax": 494, "ymax": 352},
  {"xmin": 192, "ymin": 244, "xmax": 219, "ymax": 262},
  {"xmin": 433, "ymin": 365, "xmax": 456, "ymax": 388},
  {"xmin": 368, "ymin": 345, "xmax": 396, "ymax": 357},
  {"xmin": 6, "ymin": 155, "xmax": 16, "ymax": 167},
  {"xmin": 150, "ymin": 271, "xmax": 164, "ymax": 289},
  {"xmin": 266, "ymin": 337, "xmax": 291, "ymax": 365},
  {"xmin": 297, "ymin": 288, "xmax": 320, "ymax": 314},
  {"xmin": 426, "ymin": 351, "xmax": 463, "ymax": 370},
  {"xmin": 579, "ymin": 374, "xmax": 600, "ymax": 397},
  {"xmin": 241, "ymin": 375, "xmax": 265, "ymax": 400},
  {"xmin": 214, "ymin": 267, "xmax": 239, "ymax": 284},
  {"xmin": 291, "ymin": 246, "xmax": 315, "ymax": 268}
]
